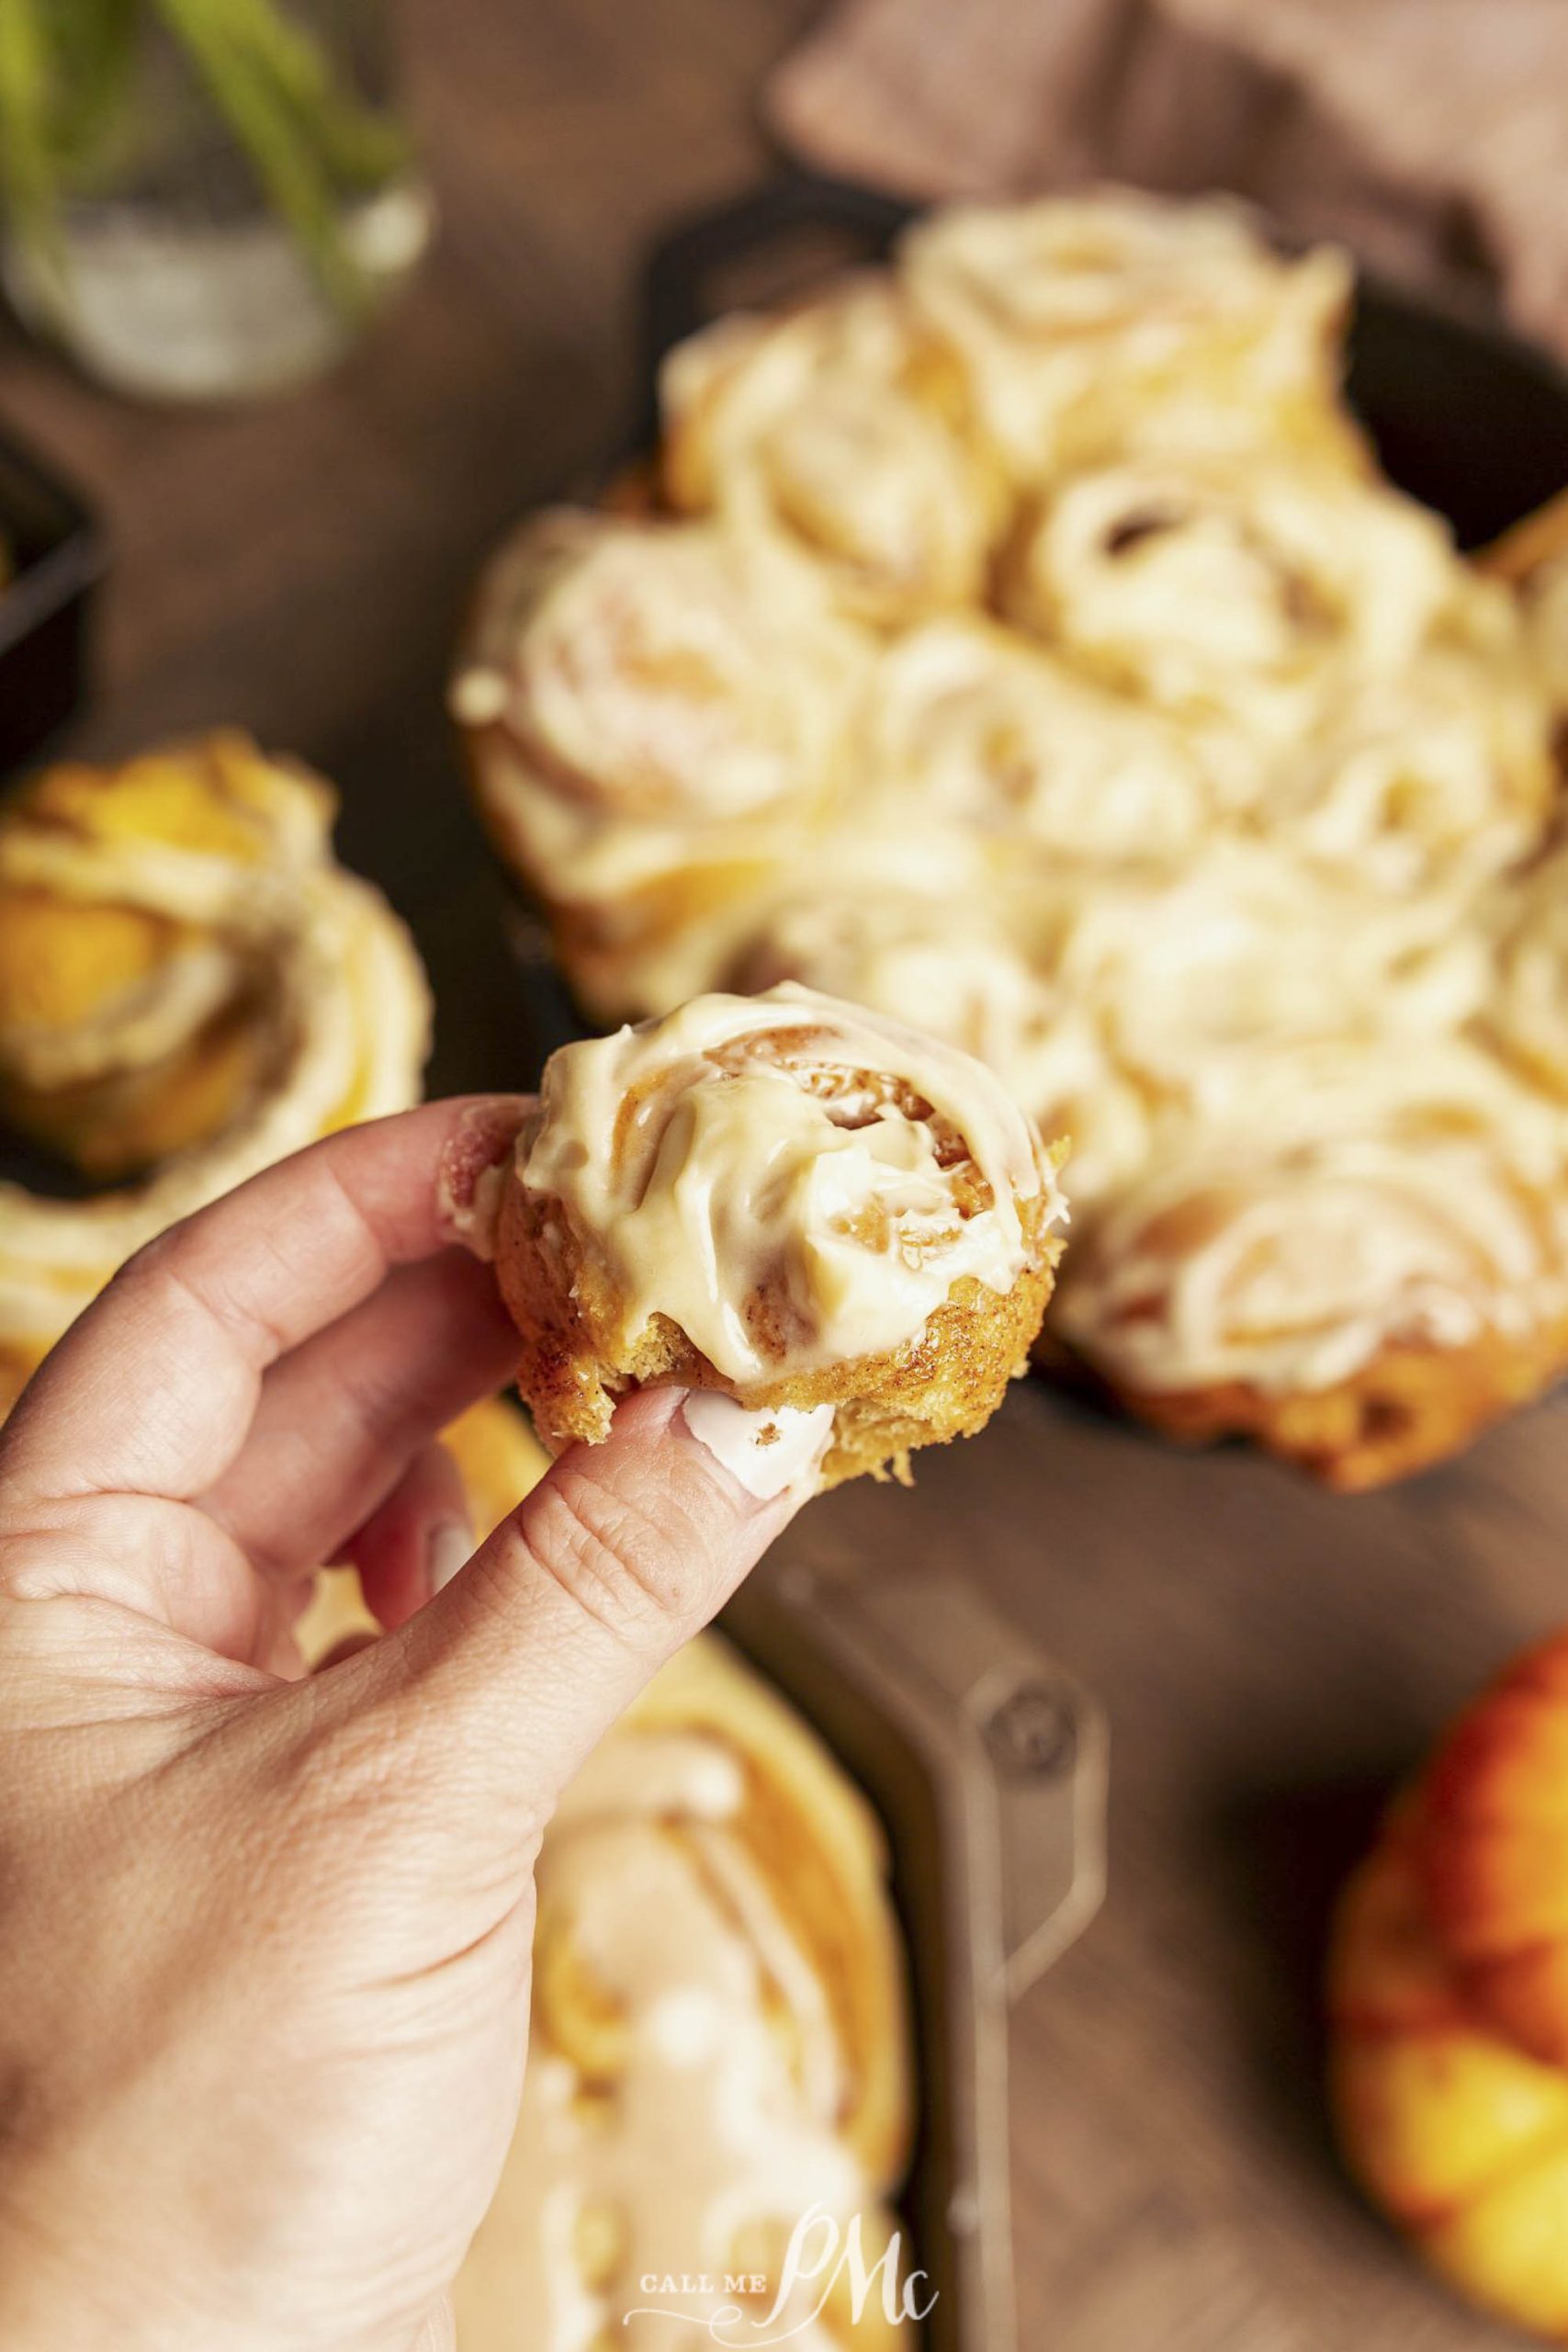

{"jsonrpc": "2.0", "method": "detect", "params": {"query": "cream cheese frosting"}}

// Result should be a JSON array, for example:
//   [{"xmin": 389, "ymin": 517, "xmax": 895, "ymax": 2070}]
[
  {"xmin": 455, "ymin": 1640, "xmax": 908, "ymax": 2352},
  {"xmin": 1004, "ymin": 452, "xmax": 1459, "ymax": 735},
  {"xmin": 517, "ymin": 983, "xmax": 1059, "ymax": 1383},
  {"xmin": 1054, "ymin": 1037, "xmax": 1568, "ymax": 1396},
  {"xmin": 457, "ymin": 187, "xmax": 1568, "ymax": 1460},
  {"xmin": 0, "ymin": 741, "xmax": 430, "ymax": 1386},
  {"xmin": 660, "ymin": 277, "xmax": 999, "ymax": 626},
  {"xmin": 898, "ymin": 187, "xmax": 1350, "ymax": 477}
]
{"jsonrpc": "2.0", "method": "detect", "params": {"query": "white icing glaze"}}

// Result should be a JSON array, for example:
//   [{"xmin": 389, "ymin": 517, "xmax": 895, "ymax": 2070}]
[
  {"xmin": 0, "ymin": 743, "xmax": 430, "ymax": 1377},
  {"xmin": 1055, "ymin": 1036, "xmax": 1568, "ymax": 1395},
  {"xmin": 1006, "ymin": 452, "xmax": 1459, "ymax": 736},
  {"xmin": 867, "ymin": 615, "xmax": 1225, "ymax": 855},
  {"xmin": 660, "ymin": 277, "xmax": 997, "ymax": 623},
  {"xmin": 518, "ymin": 983, "xmax": 1058, "ymax": 1382},
  {"xmin": 453, "ymin": 510, "xmax": 869, "ymax": 914},
  {"xmin": 1486, "ymin": 842, "xmax": 1568, "ymax": 1099},
  {"xmin": 899, "ymin": 187, "xmax": 1349, "ymax": 476},
  {"xmin": 455, "ymin": 1715, "xmax": 887, "ymax": 2352}
]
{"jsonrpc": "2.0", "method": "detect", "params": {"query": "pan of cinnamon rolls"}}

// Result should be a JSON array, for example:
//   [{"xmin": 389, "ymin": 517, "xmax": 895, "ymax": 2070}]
[{"xmin": 454, "ymin": 178, "xmax": 1568, "ymax": 1491}]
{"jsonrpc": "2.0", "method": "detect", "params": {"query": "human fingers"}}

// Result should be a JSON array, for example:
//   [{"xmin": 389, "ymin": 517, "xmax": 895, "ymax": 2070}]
[{"xmin": 199, "ymin": 1250, "xmax": 515, "ymax": 1582}]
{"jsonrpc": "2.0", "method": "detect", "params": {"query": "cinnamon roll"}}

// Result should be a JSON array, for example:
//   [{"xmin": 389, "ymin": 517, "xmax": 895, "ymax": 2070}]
[
  {"xmin": 1024, "ymin": 842, "xmax": 1489, "ymax": 1118},
  {"xmin": 450, "ymin": 189, "xmax": 1568, "ymax": 1487},
  {"xmin": 898, "ymin": 187, "xmax": 1351, "ymax": 481},
  {"xmin": 452, "ymin": 509, "xmax": 867, "ymax": 1020},
  {"xmin": 733, "ymin": 884, "xmax": 1145, "ymax": 1215},
  {"xmin": 659, "ymin": 277, "xmax": 1004, "ymax": 627},
  {"xmin": 1000, "ymin": 452, "xmax": 1461, "ymax": 738},
  {"xmin": 0, "ymin": 735, "xmax": 430, "ymax": 1399},
  {"xmin": 866, "ymin": 614, "xmax": 1229, "ymax": 856},
  {"xmin": 457, "ymin": 1631, "xmax": 912, "ymax": 2351},
  {"xmin": 1269, "ymin": 591, "xmax": 1555, "ymax": 892},
  {"xmin": 478, "ymin": 985, "xmax": 1066, "ymax": 1486},
  {"xmin": 1052, "ymin": 1037, "xmax": 1568, "ymax": 1489}
]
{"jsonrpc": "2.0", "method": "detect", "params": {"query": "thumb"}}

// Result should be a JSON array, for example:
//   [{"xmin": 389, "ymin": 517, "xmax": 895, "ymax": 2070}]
[{"xmin": 369, "ymin": 1383, "xmax": 831, "ymax": 1824}]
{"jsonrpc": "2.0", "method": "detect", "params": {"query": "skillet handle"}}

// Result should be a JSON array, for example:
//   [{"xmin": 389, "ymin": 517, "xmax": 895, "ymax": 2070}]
[{"xmin": 819, "ymin": 1565, "xmax": 1110, "ymax": 2000}]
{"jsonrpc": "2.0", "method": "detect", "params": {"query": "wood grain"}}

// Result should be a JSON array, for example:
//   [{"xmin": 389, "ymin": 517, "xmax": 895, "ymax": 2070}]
[{"xmin": 1, "ymin": 4, "xmax": 1562, "ymax": 2345}]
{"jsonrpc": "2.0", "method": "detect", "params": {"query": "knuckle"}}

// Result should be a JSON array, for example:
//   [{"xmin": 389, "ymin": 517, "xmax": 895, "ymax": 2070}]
[{"xmin": 521, "ymin": 1469, "xmax": 708, "ymax": 1640}]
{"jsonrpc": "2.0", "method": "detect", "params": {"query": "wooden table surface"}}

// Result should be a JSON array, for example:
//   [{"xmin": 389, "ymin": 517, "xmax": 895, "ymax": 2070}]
[{"xmin": 4, "ymin": 5, "xmax": 1567, "ymax": 2346}]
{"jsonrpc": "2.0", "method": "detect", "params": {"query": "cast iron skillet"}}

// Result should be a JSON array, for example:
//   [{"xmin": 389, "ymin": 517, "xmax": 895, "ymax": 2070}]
[
  {"xmin": 607, "ymin": 172, "xmax": 1568, "ymax": 2352},
  {"xmin": 636, "ymin": 171, "xmax": 1568, "ymax": 547}
]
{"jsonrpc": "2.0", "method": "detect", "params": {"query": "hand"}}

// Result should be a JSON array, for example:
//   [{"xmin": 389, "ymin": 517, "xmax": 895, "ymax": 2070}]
[{"xmin": 0, "ymin": 1100, "xmax": 825, "ymax": 2352}]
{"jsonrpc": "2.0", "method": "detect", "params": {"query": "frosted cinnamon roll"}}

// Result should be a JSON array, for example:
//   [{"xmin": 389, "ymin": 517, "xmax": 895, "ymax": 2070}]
[
  {"xmin": 1025, "ymin": 842, "xmax": 1489, "ymax": 1119},
  {"xmin": 659, "ymin": 277, "xmax": 1004, "ymax": 627},
  {"xmin": 477, "ymin": 985, "xmax": 1066, "ymax": 1487},
  {"xmin": 898, "ymin": 187, "xmax": 1350, "ymax": 481},
  {"xmin": 452, "ymin": 508, "xmax": 867, "ymax": 1016},
  {"xmin": 0, "ymin": 735, "xmax": 429, "ymax": 1398},
  {"xmin": 457, "ymin": 1633, "xmax": 912, "ymax": 2352},
  {"xmin": 734, "ymin": 885, "xmax": 1145, "ymax": 1213},
  {"xmin": 1000, "ymin": 453, "xmax": 1460, "ymax": 736},
  {"xmin": 867, "ymin": 615, "xmax": 1228, "ymax": 856},
  {"xmin": 1270, "ymin": 612, "xmax": 1555, "ymax": 892},
  {"xmin": 1052, "ymin": 1037, "xmax": 1568, "ymax": 1489}
]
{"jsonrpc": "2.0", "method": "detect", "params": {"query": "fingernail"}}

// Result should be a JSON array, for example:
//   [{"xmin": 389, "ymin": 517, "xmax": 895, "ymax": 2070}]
[
  {"xmin": 677, "ymin": 1392, "xmax": 834, "ymax": 1502},
  {"xmin": 427, "ymin": 1519, "xmax": 474, "ymax": 1596},
  {"xmin": 436, "ymin": 1098, "xmax": 532, "ymax": 1259}
]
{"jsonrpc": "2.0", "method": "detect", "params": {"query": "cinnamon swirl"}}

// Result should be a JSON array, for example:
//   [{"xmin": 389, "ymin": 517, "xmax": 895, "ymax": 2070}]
[
  {"xmin": 457, "ymin": 1633, "xmax": 912, "ymax": 2351},
  {"xmin": 898, "ymin": 187, "xmax": 1351, "ymax": 481},
  {"xmin": 452, "ymin": 509, "xmax": 867, "ymax": 1020},
  {"xmin": 660, "ymin": 277, "xmax": 1003, "ymax": 627},
  {"xmin": 1052, "ymin": 1038, "xmax": 1568, "ymax": 1489},
  {"xmin": 0, "ymin": 735, "xmax": 430, "ymax": 1401},
  {"xmin": 479, "ymin": 985, "xmax": 1066, "ymax": 1486}
]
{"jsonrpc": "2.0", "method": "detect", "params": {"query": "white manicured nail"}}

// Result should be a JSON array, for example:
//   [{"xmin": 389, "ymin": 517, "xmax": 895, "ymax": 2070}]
[{"xmin": 678, "ymin": 1392, "xmax": 834, "ymax": 1501}]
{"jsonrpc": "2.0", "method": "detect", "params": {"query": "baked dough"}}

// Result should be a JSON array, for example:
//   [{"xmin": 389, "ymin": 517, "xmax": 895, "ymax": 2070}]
[
  {"xmin": 660, "ymin": 276, "xmax": 1003, "ymax": 627},
  {"xmin": 452, "ymin": 507, "xmax": 868, "ymax": 1021},
  {"xmin": 457, "ymin": 187, "xmax": 1568, "ymax": 1487},
  {"xmin": 457, "ymin": 1632, "xmax": 913, "ymax": 2352},
  {"xmin": 480, "ymin": 984, "xmax": 1065, "ymax": 1486},
  {"xmin": 1051, "ymin": 1036, "xmax": 1568, "ymax": 1489},
  {"xmin": 897, "ymin": 187, "xmax": 1352, "ymax": 480},
  {"xmin": 0, "ymin": 734, "xmax": 430, "ymax": 1403}
]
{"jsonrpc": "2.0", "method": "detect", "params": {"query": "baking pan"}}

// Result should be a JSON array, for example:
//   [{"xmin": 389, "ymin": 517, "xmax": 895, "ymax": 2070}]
[
  {"xmin": 723, "ymin": 1530, "xmax": 1107, "ymax": 2352},
  {"xmin": 0, "ymin": 421, "xmax": 105, "ymax": 775}
]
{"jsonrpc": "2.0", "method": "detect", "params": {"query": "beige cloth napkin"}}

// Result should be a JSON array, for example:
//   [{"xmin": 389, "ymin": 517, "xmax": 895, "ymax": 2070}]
[{"xmin": 767, "ymin": 0, "xmax": 1568, "ymax": 359}]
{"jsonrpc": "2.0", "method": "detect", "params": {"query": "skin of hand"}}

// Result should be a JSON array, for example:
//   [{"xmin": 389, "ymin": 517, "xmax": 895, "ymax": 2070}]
[{"xmin": 0, "ymin": 1098, "xmax": 826, "ymax": 2352}]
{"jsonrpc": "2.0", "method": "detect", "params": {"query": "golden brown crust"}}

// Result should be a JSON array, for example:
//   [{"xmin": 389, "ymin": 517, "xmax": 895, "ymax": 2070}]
[
  {"xmin": 1046, "ymin": 1317, "xmax": 1568, "ymax": 1492},
  {"xmin": 1478, "ymin": 487, "xmax": 1568, "ymax": 587}
]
